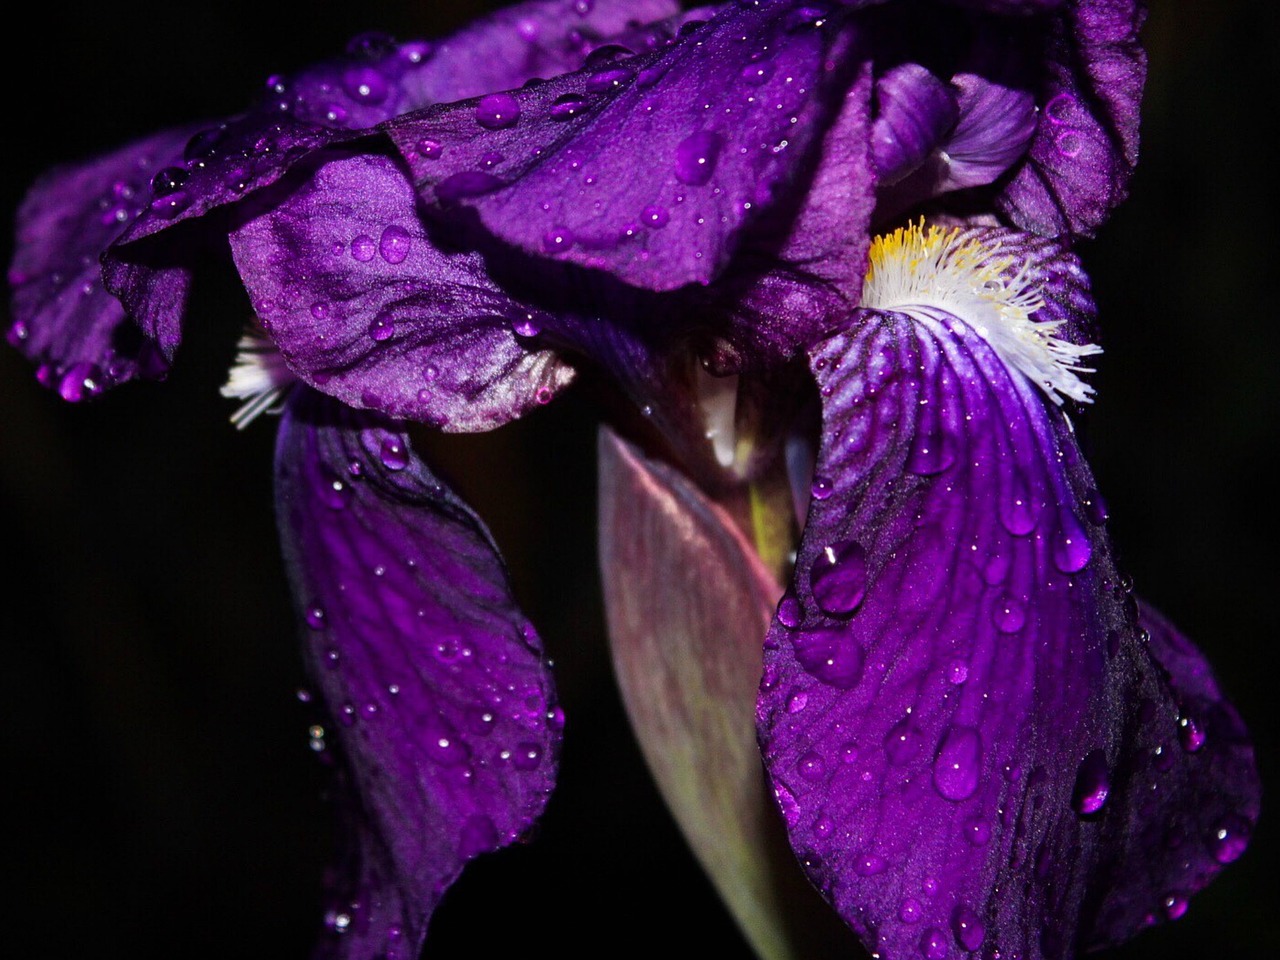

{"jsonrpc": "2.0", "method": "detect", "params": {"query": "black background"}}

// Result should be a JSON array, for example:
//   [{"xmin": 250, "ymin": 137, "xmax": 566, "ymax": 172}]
[{"xmin": 1, "ymin": 2, "xmax": 1275, "ymax": 958}]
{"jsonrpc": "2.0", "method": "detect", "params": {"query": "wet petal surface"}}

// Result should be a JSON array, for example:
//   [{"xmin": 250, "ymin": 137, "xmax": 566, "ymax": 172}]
[
  {"xmin": 757, "ymin": 303, "xmax": 1258, "ymax": 959},
  {"xmin": 232, "ymin": 151, "xmax": 573, "ymax": 431},
  {"xmin": 385, "ymin": 0, "xmax": 853, "ymax": 290},
  {"xmin": 9, "ymin": 125, "xmax": 198, "ymax": 395},
  {"xmin": 275, "ymin": 392, "xmax": 560, "ymax": 959}
]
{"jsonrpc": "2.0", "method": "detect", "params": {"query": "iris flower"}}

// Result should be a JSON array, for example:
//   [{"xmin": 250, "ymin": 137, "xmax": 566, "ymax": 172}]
[{"xmin": 7, "ymin": 1, "xmax": 1260, "ymax": 959}]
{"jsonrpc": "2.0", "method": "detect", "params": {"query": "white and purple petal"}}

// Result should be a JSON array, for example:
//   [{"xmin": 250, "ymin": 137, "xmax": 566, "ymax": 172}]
[
  {"xmin": 275, "ymin": 391, "xmax": 560, "ymax": 959},
  {"xmin": 757, "ymin": 231, "xmax": 1258, "ymax": 959},
  {"xmin": 231, "ymin": 150, "xmax": 573, "ymax": 431}
]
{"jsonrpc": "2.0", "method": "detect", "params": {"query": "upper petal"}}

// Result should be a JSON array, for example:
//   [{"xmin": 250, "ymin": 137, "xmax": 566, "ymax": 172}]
[
  {"xmin": 275, "ymin": 391, "xmax": 561, "ymax": 959},
  {"xmin": 383, "ymin": 0, "xmax": 856, "ymax": 291},
  {"xmin": 230, "ymin": 150, "xmax": 574, "ymax": 432},
  {"xmin": 757, "ymin": 263, "xmax": 1256, "ymax": 957}
]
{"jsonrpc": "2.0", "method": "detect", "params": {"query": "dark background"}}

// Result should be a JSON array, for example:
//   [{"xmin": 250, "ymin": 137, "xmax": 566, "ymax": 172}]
[{"xmin": 1, "ymin": 2, "xmax": 1274, "ymax": 958}]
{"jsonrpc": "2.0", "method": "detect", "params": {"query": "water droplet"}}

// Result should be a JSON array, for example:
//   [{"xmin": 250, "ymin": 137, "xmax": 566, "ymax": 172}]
[
  {"xmin": 1051, "ymin": 512, "xmax": 1092, "ymax": 573},
  {"xmin": 1209, "ymin": 815, "xmax": 1251, "ymax": 864},
  {"xmin": 920, "ymin": 927, "xmax": 949, "ymax": 959},
  {"xmin": 475, "ymin": 93, "xmax": 520, "ymax": 129},
  {"xmin": 776, "ymin": 594, "xmax": 802, "ymax": 627},
  {"xmin": 57, "ymin": 362, "xmax": 103, "ymax": 402},
  {"xmin": 1082, "ymin": 487, "xmax": 1108, "ymax": 524},
  {"xmin": 305, "ymin": 604, "xmax": 326, "ymax": 630},
  {"xmin": 933, "ymin": 726, "xmax": 982, "ymax": 802},
  {"xmin": 426, "ymin": 731, "xmax": 468, "ymax": 766},
  {"xmin": 963, "ymin": 816, "xmax": 991, "ymax": 847},
  {"xmin": 542, "ymin": 227, "xmax": 575, "ymax": 253},
  {"xmin": 1162, "ymin": 893, "xmax": 1188, "ymax": 921},
  {"xmin": 999, "ymin": 476, "xmax": 1040, "ymax": 536},
  {"xmin": 741, "ymin": 61, "xmax": 774, "ymax": 85},
  {"xmin": 149, "ymin": 189, "xmax": 191, "ymax": 219},
  {"xmin": 674, "ymin": 130, "xmax": 723, "ymax": 186},
  {"xmin": 351, "ymin": 235, "xmax": 377, "ymax": 261},
  {"xmin": 379, "ymin": 437, "xmax": 409, "ymax": 471},
  {"xmin": 786, "ymin": 688, "xmax": 809, "ymax": 714},
  {"xmin": 379, "ymin": 225, "xmax": 412, "ymax": 264},
  {"xmin": 908, "ymin": 432, "xmax": 954, "ymax": 475},
  {"xmin": 550, "ymin": 93, "xmax": 588, "ymax": 120},
  {"xmin": 513, "ymin": 742, "xmax": 543, "ymax": 770},
  {"xmin": 811, "ymin": 476, "xmax": 833, "ymax": 500},
  {"xmin": 945, "ymin": 659, "xmax": 969, "ymax": 685},
  {"xmin": 797, "ymin": 750, "xmax": 826, "ymax": 782},
  {"xmin": 793, "ymin": 625, "xmax": 864, "ymax": 688},
  {"xmin": 992, "ymin": 595, "xmax": 1026, "ymax": 633},
  {"xmin": 809, "ymin": 540, "xmax": 868, "ymax": 616},
  {"xmin": 642, "ymin": 204, "xmax": 670, "ymax": 228},
  {"xmin": 1177, "ymin": 713, "xmax": 1206, "ymax": 753},
  {"xmin": 512, "ymin": 315, "xmax": 541, "ymax": 338},
  {"xmin": 1071, "ymin": 749, "xmax": 1110, "ymax": 816},
  {"xmin": 416, "ymin": 138, "xmax": 444, "ymax": 159},
  {"xmin": 885, "ymin": 719, "xmax": 924, "ymax": 766},
  {"xmin": 319, "ymin": 469, "xmax": 353, "ymax": 509},
  {"xmin": 585, "ymin": 67, "xmax": 634, "ymax": 94},
  {"xmin": 951, "ymin": 906, "xmax": 985, "ymax": 951},
  {"xmin": 150, "ymin": 166, "xmax": 188, "ymax": 196},
  {"xmin": 310, "ymin": 301, "xmax": 329, "ymax": 319},
  {"xmin": 342, "ymin": 65, "xmax": 389, "ymax": 104},
  {"xmin": 368, "ymin": 317, "xmax": 395, "ymax": 341},
  {"xmin": 854, "ymin": 853, "xmax": 886, "ymax": 876},
  {"xmin": 899, "ymin": 897, "xmax": 923, "ymax": 923}
]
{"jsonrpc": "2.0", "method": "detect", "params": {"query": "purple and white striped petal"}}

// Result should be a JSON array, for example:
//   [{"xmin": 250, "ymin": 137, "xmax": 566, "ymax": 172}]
[
  {"xmin": 275, "ymin": 391, "xmax": 561, "ymax": 960},
  {"xmin": 756, "ymin": 226, "xmax": 1258, "ymax": 960},
  {"xmin": 231, "ymin": 151, "xmax": 573, "ymax": 432}
]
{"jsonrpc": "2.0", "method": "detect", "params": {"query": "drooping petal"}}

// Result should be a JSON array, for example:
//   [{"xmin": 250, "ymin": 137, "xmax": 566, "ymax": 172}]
[
  {"xmin": 757, "ymin": 250, "xmax": 1257, "ymax": 958},
  {"xmin": 999, "ymin": 0, "xmax": 1147, "ymax": 237},
  {"xmin": 8, "ymin": 124, "xmax": 198, "ymax": 395},
  {"xmin": 231, "ymin": 150, "xmax": 573, "ymax": 431},
  {"xmin": 275, "ymin": 391, "xmax": 561, "ymax": 959},
  {"xmin": 869, "ymin": 64, "xmax": 958, "ymax": 187},
  {"xmin": 384, "ymin": 0, "xmax": 857, "ymax": 291}
]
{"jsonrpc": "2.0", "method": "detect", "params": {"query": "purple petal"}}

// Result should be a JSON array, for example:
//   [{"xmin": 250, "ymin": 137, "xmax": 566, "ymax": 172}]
[
  {"xmin": 939, "ymin": 73, "xmax": 1038, "ymax": 191},
  {"xmin": 384, "ymin": 0, "xmax": 853, "ymax": 290},
  {"xmin": 870, "ymin": 64, "xmax": 958, "ymax": 187},
  {"xmin": 231, "ymin": 150, "xmax": 573, "ymax": 431},
  {"xmin": 708, "ymin": 61, "xmax": 878, "ymax": 371},
  {"xmin": 1084, "ymin": 599, "xmax": 1261, "ymax": 949},
  {"xmin": 999, "ymin": 0, "xmax": 1147, "ymax": 237},
  {"xmin": 275, "ymin": 391, "xmax": 560, "ymax": 959},
  {"xmin": 8, "ymin": 125, "xmax": 197, "ymax": 395},
  {"xmin": 757, "ymin": 304, "xmax": 1257, "ymax": 958}
]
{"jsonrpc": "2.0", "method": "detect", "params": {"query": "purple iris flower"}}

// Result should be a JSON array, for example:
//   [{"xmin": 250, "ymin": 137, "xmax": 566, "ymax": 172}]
[{"xmin": 6, "ymin": 1, "xmax": 1260, "ymax": 959}]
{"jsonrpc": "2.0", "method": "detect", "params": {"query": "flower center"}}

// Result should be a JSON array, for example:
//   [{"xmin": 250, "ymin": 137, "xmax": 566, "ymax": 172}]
[
  {"xmin": 861, "ymin": 220, "xmax": 1101, "ymax": 405},
  {"xmin": 221, "ymin": 325, "xmax": 296, "ymax": 428}
]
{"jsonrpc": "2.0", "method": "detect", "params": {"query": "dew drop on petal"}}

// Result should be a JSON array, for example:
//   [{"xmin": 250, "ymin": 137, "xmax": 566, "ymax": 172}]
[
  {"xmin": 933, "ymin": 726, "xmax": 982, "ymax": 802},
  {"xmin": 797, "ymin": 750, "xmax": 826, "ymax": 782},
  {"xmin": 674, "ymin": 130, "xmax": 723, "ymax": 186},
  {"xmin": 854, "ymin": 853, "xmax": 886, "ymax": 876},
  {"xmin": 475, "ymin": 93, "xmax": 520, "ymax": 129},
  {"xmin": 1209, "ymin": 815, "xmax": 1251, "ymax": 864},
  {"xmin": 1071, "ymin": 749, "xmax": 1110, "ymax": 816},
  {"xmin": 1052, "ymin": 512, "xmax": 1092, "ymax": 573},
  {"xmin": 319, "ymin": 469, "xmax": 352, "ymax": 510},
  {"xmin": 351, "ymin": 234, "xmax": 377, "ymax": 262},
  {"xmin": 810, "ymin": 540, "xmax": 868, "ymax": 616},
  {"xmin": 642, "ymin": 204, "xmax": 670, "ymax": 228},
  {"xmin": 951, "ymin": 906, "xmax": 985, "ymax": 951},
  {"xmin": 885, "ymin": 719, "xmax": 924, "ymax": 766},
  {"xmin": 963, "ymin": 816, "xmax": 991, "ymax": 847},
  {"xmin": 920, "ymin": 927, "xmax": 949, "ymax": 960},
  {"xmin": 368, "ymin": 317, "xmax": 395, "ymax": 341},
  {"xmin": 550, "ymin": 93, "xmax": 588, "ymax": 120},
  {"xmin": 378, "ymin": 224, "xmax": 411, "ymax": 264},
  {"xmin": 899, "ymin": 897, "xmax": 923, "ymax": 923},
  {"xmin": 1178, "ymin": 713, "xmax": 1206, "ymax": 753},
  {"xmin": 305, "ymin": 604, "xmax": 326, "ymax": 630},
  {"xmin": 793, "ymin": 625, "xmax": 864, "ymax": 689},
  {"xmin": 992, "ymin": 595, "xmax": 1026, "ymax": 633},
  {"xmin": 379, "ymin": 437, "xmax": 409, "ymax": 471},
  {"xmin": 776, "ymin": 594, "xmax": 802, "ymax": 628},
  {"xmin": 416, "ymin": 138, "xmax": 444, "ymax": 159}
]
